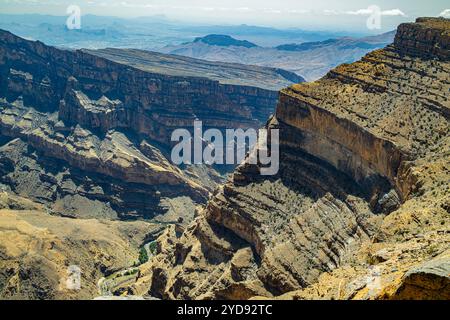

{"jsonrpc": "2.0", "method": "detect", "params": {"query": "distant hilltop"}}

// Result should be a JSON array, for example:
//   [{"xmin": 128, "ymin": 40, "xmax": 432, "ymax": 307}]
[
  {"xmin": 193, "ymin": 34, "xmax": 258, "ymax": 48},
  {"xmin": 276, "ymin": 30, "xmax": 396, "ymax": 52},
  {"xmin": 161, "ymin": 30, "xmax": 395, "ymax": 81}
]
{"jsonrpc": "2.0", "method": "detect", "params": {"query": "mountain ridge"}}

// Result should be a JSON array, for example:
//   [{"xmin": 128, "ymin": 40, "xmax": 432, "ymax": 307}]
[
  {"xmin": 193, "ymin": 34, "xmax": 258, "ymax": 48},
  {"xmin": 84, "ymin": 47, "xmax": 304, "ymax": 90},
  {"xmin": 276, "ymin": 31, "xmax": 396, "ymax": 51},
  {"xmin": 160, "ymin": 31, "xmax": 395, "ymax": 81},
  {"xmin": 0, "ymin": 17, "xmax": 448, "ymax": 300}
]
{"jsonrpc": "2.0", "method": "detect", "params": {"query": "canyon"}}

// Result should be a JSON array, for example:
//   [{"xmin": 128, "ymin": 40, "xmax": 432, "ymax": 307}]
[
  {"xmin": 126, "ymin": 17, "xmax": 449, "ymax": 300},
  {"xmin": 0, "ymin": 17, "xmax": 449, "ymax": 300},
  {"xmin": 0, "ymin": 28, "xmax": 300, "ymax": 299},
  {"xmin": 0, "ymin": 29, "xmax": 300, "ymax": 221}
]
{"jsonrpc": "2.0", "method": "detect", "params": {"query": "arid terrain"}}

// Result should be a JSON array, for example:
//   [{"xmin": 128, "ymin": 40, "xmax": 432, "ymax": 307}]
[
  {"xmin": 0, "ymin": 27, "xmax": 301, "ymax": 299},
  {"xmin": 124, "ymin": 17, "xmax": 450, "ymax": 300},
  {"xmin": 0, "ymin": 17, "xmax": 449, "ymax": 300}
]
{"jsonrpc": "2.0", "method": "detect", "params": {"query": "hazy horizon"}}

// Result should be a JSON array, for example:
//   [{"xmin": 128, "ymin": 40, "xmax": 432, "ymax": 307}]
[{"xmin": 1, "ymin": 0, "xmax": 449, "ymax": 32}]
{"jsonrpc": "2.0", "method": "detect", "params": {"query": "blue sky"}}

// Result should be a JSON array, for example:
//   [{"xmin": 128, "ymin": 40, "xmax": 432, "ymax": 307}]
[{"xmin": 0, "ymin": 0, "xmax": 449, "ymax": 31}]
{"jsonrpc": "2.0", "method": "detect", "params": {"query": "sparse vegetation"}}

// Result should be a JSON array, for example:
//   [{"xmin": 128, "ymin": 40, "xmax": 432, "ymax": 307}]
[
  {"xmin": 148, "ymin": 241, "xmax": 158, "ymax": 255},
  {"xmin": 138, "ymin": 246, "xmax": 149, "ymax": 265}
]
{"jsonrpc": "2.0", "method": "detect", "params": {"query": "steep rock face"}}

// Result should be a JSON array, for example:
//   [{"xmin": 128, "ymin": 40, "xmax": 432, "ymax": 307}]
[
  {"xmin": 0, "ymin": 138, "xmax": 203, "ymax": 220},
  {"xmin": 0, "ymin": 101, "xmax": 208, "ymax": 219},
  {"xmin": 133, "ymin": 18, "xmax": 449, "ymax": 299},
  {"xmin": 85, "ymin": 48, "xmax": 302, "ymax": 91},
  {"xmin": 394, "ymin": 17, "xmax": 449, "ymax": 60},
  {"xmin": 0, "ymin": 29, "xmax": 298, "ymax": 219},
  {"xmin": 391, "ymin": 255, "xmax": 450, "ymax": 300}
]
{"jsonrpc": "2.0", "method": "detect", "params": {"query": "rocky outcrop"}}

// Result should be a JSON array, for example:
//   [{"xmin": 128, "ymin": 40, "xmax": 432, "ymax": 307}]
[
  {"xmin": 391, "ymin": 255, "xmax": 450, "ymax": 300},
  {"xmin": 133, "ymin": 18, "xmax": 449, "ymax": 300},
  {"xmin": 394, "ymin": 17, "xmax": 449, "ymax": 60},
  {"xmin": 0, "ymin": 100, "xmax": 211, "ymax": 219}
]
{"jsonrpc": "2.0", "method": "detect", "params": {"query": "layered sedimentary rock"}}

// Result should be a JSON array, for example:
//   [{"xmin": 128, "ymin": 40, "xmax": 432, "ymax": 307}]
[
  {"xmin": 0, "ymin": 29, "xmax": 299, "ymax": 219},
  {"xmin": 394, "ymin": 17, "xmax": 449, "ymax": 60},
  {"xmin": 0, "ymin": 29, "xmax": 304, "ymax": 299},
  {"xmin": 0, "ymin": 29, "xmax": 297, "ymax": 145},
  {"xmin": 132, "ymin": 18, "xmax": 449, "ymax": 300},
  {"xmin": 85, "ymin": 48, "xmax": 303, "ymax": 91}
]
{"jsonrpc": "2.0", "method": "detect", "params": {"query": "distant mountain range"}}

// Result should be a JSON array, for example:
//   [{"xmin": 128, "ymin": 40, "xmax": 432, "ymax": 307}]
[
  {"xmin": 159, "ymin": 31, "xmax": 396, "ymax": 81},
  {"xmin": 0, "ymin": 14, "xmax": 368, "ymax": 49},
  {"xmin": 193, "ymin": 34, "xmax": 258, "ymax": 48},
  {"xmin": 0, "ymin": 14, "xmax": 395, "ymax": 80}
]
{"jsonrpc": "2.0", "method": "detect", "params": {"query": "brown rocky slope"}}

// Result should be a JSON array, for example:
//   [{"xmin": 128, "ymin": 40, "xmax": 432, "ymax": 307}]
[
  {"xmin": 129, "ymin": 18, "xmax": 449, "ymax": 300},
  {"xmin": 0, "ymin": 191, "xmax": 164, "ymax": 299}
]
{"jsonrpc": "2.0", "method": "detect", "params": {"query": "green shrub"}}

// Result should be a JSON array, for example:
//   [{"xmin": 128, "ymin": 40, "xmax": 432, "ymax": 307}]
[
  {"xmin": 148, "ymin": 241, "xmax": 158, "ymax": 255},
  {"xmin": 138, "ymin": 247, "xmax": 149, "ymax": 265}
]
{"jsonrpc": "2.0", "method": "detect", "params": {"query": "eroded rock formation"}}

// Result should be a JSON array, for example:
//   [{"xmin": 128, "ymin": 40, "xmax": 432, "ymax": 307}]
[
  {"xmin": 0, "ymin": 28, "xmax": 298, "ymax": 219},
  {"xmin": 0, "ymin": 28, "xmax": 305, "ymax": 299},
  {"xmin": 131, "ymin": 18, "xmax": 449, "ymax": 300}
]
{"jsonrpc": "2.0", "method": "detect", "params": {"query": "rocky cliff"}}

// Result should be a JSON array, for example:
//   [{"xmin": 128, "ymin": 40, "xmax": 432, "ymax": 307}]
[
  {"xmin": 131, "ymin": 18, "xmax": 449, "ymax": 300},
  {"xmin": 0, "ymin": 28, "xmax": 296, "ymax": 146},
  {"xmin": 0, "ymin": 29, "xmax": 299, "ymax": 220}
]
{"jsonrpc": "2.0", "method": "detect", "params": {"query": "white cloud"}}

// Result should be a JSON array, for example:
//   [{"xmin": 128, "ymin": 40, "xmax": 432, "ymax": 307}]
[
  {"xmin": 331, "ymin": 7, "xmax": 406, "ymax": 17},
  {"xmin": 346, "ymin": 9, "xmax": 373, "ymax": 15},
  {"xmin": 439, "ymin": 9, "xmax": 450, "ymax": 18},
  {"xmin": 381, "ymin": 9, "xmax": 406, "ymax": 16},
  {"xmin": 323, "ymin": 9, "xmax": 340, "ymax": 16}
]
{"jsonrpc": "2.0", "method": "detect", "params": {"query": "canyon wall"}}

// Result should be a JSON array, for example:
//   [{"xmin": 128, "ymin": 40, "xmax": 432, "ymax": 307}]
[
  {"xmin": 0, "ymin": 29, "xmax": 295, "ymax": 146},
  {"xmin": 0, "ymin": 29, "xmax": 298, "ymax": 220},
  {"xmin": 132, "ymin": 18, "xmax": 449, "ymax": 300},
  {"xmin": 0, "ymin": 28, "xmax": 302, "ymax": 299}
]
